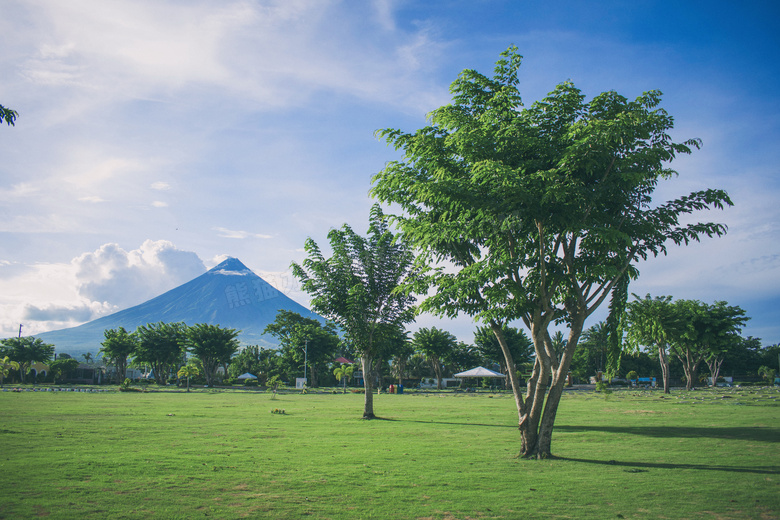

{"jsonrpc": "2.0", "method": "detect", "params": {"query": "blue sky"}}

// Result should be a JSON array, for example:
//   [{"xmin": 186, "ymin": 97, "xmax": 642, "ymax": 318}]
[{"xmin": 1, "ymin": 0, "xmax": 778, "ymax": 346}]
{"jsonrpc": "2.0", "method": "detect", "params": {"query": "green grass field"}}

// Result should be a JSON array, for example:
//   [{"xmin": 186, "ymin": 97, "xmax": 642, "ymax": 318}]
[{"xmin": 1, "ymin": 386, "xmax": 778, "ymax": 519}]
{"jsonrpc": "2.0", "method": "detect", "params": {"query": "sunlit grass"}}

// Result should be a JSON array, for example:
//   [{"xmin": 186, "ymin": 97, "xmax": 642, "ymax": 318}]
[{"xmin": 1, "ymin": 386, "xmax": 778, "ymax": 519}]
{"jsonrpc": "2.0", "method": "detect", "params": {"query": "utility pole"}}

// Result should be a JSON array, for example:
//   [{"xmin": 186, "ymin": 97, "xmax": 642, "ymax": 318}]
[
  {"xmin": 303, "ymin": 338, "xmax": 308, "ymax": 383},
  {"xmin": 18, "ymin": 324, "xmax": 22, "ymax": 338}
]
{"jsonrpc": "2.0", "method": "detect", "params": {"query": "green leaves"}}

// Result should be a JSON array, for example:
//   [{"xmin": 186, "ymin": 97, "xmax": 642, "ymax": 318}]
[
  {"xmin": 291, "ymin": 204, "xmax": 417, "ymax": 358},
  {"xmin": 372, "ymin": 46, "xmax": 732, "ymax": 329},
  {"xmin": 0, "ymin": 104, "xmax": 18, "ymax": 126}
]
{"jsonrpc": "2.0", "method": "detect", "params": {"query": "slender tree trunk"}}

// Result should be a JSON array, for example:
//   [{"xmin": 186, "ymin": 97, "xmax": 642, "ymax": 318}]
[
  {"xmin": 658, "ymin": 347, "xmax": 670, "ymax": 394},
  {"xmin": 432, "ymin": 356, "xmax": 443, "ymax": 390},
  {"xmin": 362, "ymin": 356, "xmax": 375, "ymax": 419},
  {"xmin": 117, "ymin": 359, "xmax": 128, "ymax": 384},
  {"xmin": 490, "ymin": 322, "xmax": 524, "ymax": 420},
  {"xmin": 521, "ymin": 355, "xmax": 549, "ymax": 457},
  {"xmin": 707, "ymin": 357, "xmax": 723, "ymax": 387}
]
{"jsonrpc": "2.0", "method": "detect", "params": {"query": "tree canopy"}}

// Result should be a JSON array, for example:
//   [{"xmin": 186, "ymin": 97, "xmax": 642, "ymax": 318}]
[
  {"xmin": 371, "ymin": 46, "xmax": 732, "ymax": 457},
  {"xmin": 263, "ymin": 310, "xmax": 340, "ymax": 387},
  {"xmin": 100, "ymin": 327, "xmax": 138, "ymax": 384},
  {"xmin": 0, "ymin": 337, "xmax": 54, "ymax": 383},
  {"xmin": 412, "ymin": 327, "xmax": 458, "ymax": 390},
  {"xmin": 133, "ymin": 322, "xmax": 186, "ymax": 385},
  {"xmin": 291, "ymin": 205, "xmax": 417, "ymax": 419},
  {"xmin": 184, "ymin": 324, "xmax": 240, "ymax": 386}
]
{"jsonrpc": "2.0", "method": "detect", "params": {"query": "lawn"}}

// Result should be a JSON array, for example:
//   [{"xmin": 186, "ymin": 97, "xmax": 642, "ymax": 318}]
[{"xmin": 0, "ymin": 386, "xmax": 778, "ymax": 519}]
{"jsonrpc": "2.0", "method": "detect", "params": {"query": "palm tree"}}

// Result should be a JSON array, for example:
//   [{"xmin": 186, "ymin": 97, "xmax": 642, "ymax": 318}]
[
  {"xmin": 1, "ymin": 356, "xmax": 20, "ymax": 387},
  {"xmin": 177, "ymin": 363, "xmax": 200, "ymax": 392},
  {"xmin": 333, "ymin": 364, "xmax": 355, "ymax": 393},
  {"xmin": 82, "ymin": 352, "xmax": 93, "ymax": 364},
  {"xmin": 758, "ymin": 365, "xmax": 777, "ymax": 385}
]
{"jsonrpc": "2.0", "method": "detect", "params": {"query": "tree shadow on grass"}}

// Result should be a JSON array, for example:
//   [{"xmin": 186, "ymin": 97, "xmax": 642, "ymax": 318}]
[
  {"xmin": 373, "ymin": 417, "xmax": 515, "ymax": 429},
  {"xmin": 557, "ymin": 456, "xmax": 780, "ymax": 475},
  {"xmin": 555, "ymin": 425, "xmax": 779, "ymax": 443}
]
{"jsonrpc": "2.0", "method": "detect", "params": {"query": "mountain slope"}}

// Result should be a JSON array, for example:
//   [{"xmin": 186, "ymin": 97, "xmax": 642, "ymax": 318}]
[{"xmin": 34, "ymin": 257, "xmax": 322, "ymax": 356}]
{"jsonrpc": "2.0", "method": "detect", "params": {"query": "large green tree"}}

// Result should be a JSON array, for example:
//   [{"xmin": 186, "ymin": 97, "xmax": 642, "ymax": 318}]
[
  {"xmin": 133, "ymin": 322, "xmax": 186, "ymax": 385},
  {"xmin": 184, "ymin": 324, "xmax": 240, "ymax": 386},
  {"xmin": 625, "ymin": 295, "xmax": 680, "ymax": 393},
  {"xmin": 292, "ymin": 205, "xmax": 417, "ymax": 419},
  {"xmin": 100, "ymin": 327, "xmax": 138, "ymax": 384},
  {"xmin": 263, "ymin": 310, "xmax": 339, "ymax": 387},
  {"xmin": 371, "ymin": 47, "xmax": 731, "ymax": 457},
  {"xmin": 672, "ymin": 299, "xmax": 748, "ymax": 390},
  {"xmin": 0, "ymin": 337, "xmax": 54, "ymax": 383}
]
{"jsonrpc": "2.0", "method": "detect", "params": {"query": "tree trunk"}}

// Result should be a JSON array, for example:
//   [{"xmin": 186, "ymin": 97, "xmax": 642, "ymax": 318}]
[
  {"xmin": 658, "ymin": 347, "xmax": 671, "ymax": 394},
  {"xmin": 520, "ymin": 355, "xmax": 549, "ymax": 458},
  {"xmin": 706, "ymin": 357, "xmax": 723, "ymax": 387},
  {"xmin": 677, "ymin": 349, "xmax": 703, "ymax": 391},
  {"xmin": 362, "ymin": 356, "xmax": 375, "ymax": 419},
  {"xmin": 534, "ymin": 320, "xmax": 583, "ymax": 458},
  {"xmin": 431, "ymin": 356, "xmax": 443, "ymax": 390},
  {"xmin": 116, "ymin": 359, "xmax": 128, "ymax": 384},
  {"xmin": 490, "ymin": 322, "xmax": 524, "ymax": 420}
]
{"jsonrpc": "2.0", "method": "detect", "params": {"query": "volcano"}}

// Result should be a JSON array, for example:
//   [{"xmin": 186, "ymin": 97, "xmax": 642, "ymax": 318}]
[{"xmin": 34, "ymin": 257, "xmax": 323, "ymax": 356}]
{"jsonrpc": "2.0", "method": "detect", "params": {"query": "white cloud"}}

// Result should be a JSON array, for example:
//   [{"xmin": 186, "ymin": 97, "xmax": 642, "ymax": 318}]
[
  {"xmin": 151, "ymin": 181, "xmax": 171, "ymax": 191},
  {"xmin": 0, "ymin": 240, "xmax": 207, "ymax": 338},
  {"xmin": 72, "ymin": 240, "xmax": 206, "ymax": 308},
  {"xmin": 214, "ymin": 227, "xmax": 273, "ymax": 239},
  {"xmin": 151, "ymin": 201, "xmax": 168, "ymax": 208}
]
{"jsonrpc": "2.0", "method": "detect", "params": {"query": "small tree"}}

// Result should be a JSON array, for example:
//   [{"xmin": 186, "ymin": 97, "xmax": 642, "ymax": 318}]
[
  {"xmin": 333, "ymin": 364, "xmax": 355, "ymax": 393},
  {"xmin": 292, "ymin": 205, "xmax": 417, "ymax": 419},
  {"xmin": 758, "ymin": 365, "xmax": 777, "ymax": 385},
  {"xmin": 100, "ymin": 327, "xmax": 138, "ymax": 383},
  {"xmin": 177, "ymin": 363, "xmax": 200, "ymax": 392},
  {"xmin": 0, "ymin": 356, "xmax": 19, "ymax": 387}
]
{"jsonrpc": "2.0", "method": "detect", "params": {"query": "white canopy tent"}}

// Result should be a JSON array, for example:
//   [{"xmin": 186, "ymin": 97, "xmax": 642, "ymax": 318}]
[
  {"xmin": 454, "ymin": 366, "xmax": 506, "ymax": 378},
  {"xmin": 236, "ymin": 372, "xmax": 257, "ymax": 380}
]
